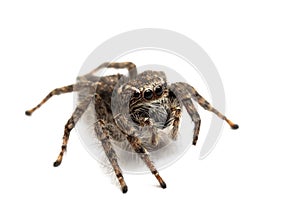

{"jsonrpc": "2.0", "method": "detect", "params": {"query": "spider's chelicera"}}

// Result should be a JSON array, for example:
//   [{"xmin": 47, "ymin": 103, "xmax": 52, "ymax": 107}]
[{"xmin": 25, "ymin": 62, "xmax": 239, "ymax": 193}]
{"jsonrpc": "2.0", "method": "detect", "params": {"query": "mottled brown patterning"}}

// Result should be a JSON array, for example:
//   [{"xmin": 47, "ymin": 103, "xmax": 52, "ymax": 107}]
[{"xmin": 25, "ymin": 62, "xmax": 238, "ymax": 193}]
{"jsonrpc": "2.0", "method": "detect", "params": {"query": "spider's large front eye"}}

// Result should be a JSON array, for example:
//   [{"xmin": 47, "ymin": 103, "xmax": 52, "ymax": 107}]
[
  {"xmin": 143, "ymin": 89, "xmax": 153, "ymax": 100},
  {"xmin": 154, "ymin": 86, "xmax": 163, "ymax": 96}
]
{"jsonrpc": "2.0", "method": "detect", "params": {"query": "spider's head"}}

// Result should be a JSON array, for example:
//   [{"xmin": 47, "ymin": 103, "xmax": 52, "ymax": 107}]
[
  {"xmin": 127, "ymin": 70, "xmax": 169, "ymax": 128},
  {"xmin": 130, "ymin": 71, "xmax": 168, "ymax": 102}
]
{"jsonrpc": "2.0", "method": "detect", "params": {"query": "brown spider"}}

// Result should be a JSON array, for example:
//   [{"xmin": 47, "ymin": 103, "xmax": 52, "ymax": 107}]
[{"xmin": 25, "ymin": 62, "xmax": 238, "ymax": 193}]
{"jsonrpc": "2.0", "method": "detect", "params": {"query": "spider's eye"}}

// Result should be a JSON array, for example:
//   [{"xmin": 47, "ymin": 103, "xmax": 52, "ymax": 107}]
[
  {"xmin": 133, "ymin": 91, "xmax": 140, "ymax": 98},
  {"xmin": 154, "ymin": 86, "xmax": 163, "ymax": 96},
  {"xmin": 143, "ymin": 89, "xmax": 153, "ymax": 100}
]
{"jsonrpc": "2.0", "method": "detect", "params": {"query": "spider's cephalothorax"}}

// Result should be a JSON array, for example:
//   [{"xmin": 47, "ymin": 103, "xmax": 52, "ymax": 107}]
[
  {"xmin": 25, "ymin": 62, "xmax": 239, "ymax": 193},
  {"xmin": 118, "ymin": 70, "xmax": 181, "ymax": 147},
  {"xmin": 128, "ymin": 71, "xmax": 173, "ymax": 129}
]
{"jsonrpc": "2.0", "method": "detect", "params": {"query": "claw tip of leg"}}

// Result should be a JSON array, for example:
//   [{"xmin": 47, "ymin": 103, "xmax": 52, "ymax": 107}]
[
  {"xmin": 122, "ymin": 186, "xmax": 128, "ymax": 193},
  {"xmin": 192, "ymin": 136, "xmax": 198, "ymax": 145},
  {"xmin": 25, "ymin": 110, "xmax": 31, "ymax": 116},
  {"xmin": 160, "ymin": 181, "xmax": 167, "ymax": 189},
  {"xmin": 231, "ymin": 124, "xmax": 239, "ymax": 130},
  {"xmin": 53, "ymin": 161, "xmax": 61, "ymax": 167}
]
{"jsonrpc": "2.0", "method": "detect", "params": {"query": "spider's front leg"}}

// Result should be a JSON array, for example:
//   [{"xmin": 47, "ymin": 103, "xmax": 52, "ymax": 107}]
[
  {"xmin": 170, "ymin": 82, "xmax": 239, "ymax": 145},
  {"xmin": 127, "ymin": 135, "xmax": 166, "ymax": 188},
  {"xmin": 168, "ymin": 94, "xmax": 201, "ymax": 144},
  {"xmin": 95, "ymin": 120, "xmax": 128, "ymax": 193},
  {"xmin": 114, "ymin": 114, "xmax": 167, "ymax": 189},
  {"xmin": 181, "ymin": 99, "xmax": 201, "ymax": 144},
  {"xmin": 167, "ymin": 90, "xmax": 183, "ymax": 141},
  {"xmin": 93, "ymin": 93, "xmax": 128, "ymax": 193}
]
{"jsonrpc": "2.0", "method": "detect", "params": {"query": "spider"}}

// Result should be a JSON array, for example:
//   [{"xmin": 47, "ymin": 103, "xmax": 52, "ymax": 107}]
[{"xmin": 25, "ymin": 62, "xmax": 239, "ymax": 193}]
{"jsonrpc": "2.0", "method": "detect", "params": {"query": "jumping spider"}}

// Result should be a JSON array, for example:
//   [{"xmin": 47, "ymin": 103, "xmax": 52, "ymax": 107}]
[{"xmin": 25, "ymin": 62, "xmax": 239, "ymax": 193}]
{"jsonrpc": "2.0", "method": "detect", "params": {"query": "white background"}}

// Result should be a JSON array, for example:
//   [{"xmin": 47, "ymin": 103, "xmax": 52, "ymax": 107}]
[{"xmin": 1, "ymin": 1, "xmax": 300, "ymax": 199}]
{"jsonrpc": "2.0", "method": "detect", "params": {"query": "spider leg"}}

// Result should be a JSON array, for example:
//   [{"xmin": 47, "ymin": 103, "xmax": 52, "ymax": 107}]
[
  {"xmin": 114, "ymin": 114, "xmax": 166, "ymax": 189},
  {"xmin": 127, "ymin": 135, "xmax": 167, "ymax": 189},
  {"xmin": 150, "ymin": 127, "xmax": 159, "ymax": 146},
  {"xmin": 25, "ymin": 85, "xmax": 73, "ymax": 116},
  {"xmin": 104, "ymin": 123, "xmax": 127, "ymax": 142},
  {"xmin": 95, "ymin": 120, "xmax": 128, "ymax": 193},
  {"xmin": 167, "ymin": 91, "xmax": 182, "ymax": 140},
  {"xmin": 53, "ymin": 94, "xmax": 92, "ymax": 167},
  {"xmin": 25, "ymin": 81, "xmax": 93, "ymax": 116},
  {"xmin": 80, "ymin": 62, "xmax": 137, "ymax": 79},
  {"xmin": 169, "ymin": 89, "xmax": 201, "ymax": 144},
  {"xmin": 170, "ymin": 82, "xmax": 238, "ymax": 145},
  {"xmin": 181, "ymin": 99, "xmax": 201, "ymax": 145},
  {"xmin": 93, "ymin": 93, "xmax": 127, "ymax": 192}
]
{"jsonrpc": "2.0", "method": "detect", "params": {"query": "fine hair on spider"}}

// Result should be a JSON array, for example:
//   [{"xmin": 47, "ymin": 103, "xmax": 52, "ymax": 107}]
[{"xmin": 25, "ymin": 62, "xmax": 238, "ymax": 193}]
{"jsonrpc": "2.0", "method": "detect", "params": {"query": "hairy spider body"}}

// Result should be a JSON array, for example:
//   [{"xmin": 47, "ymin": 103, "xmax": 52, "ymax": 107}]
[{"xmin": 26, "ymin": 62, "xmax": 238, "ymax": 193}]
